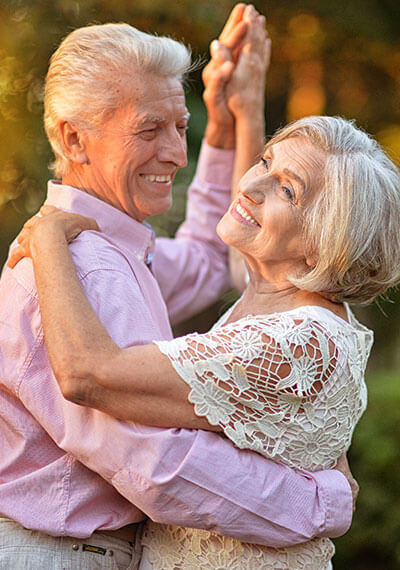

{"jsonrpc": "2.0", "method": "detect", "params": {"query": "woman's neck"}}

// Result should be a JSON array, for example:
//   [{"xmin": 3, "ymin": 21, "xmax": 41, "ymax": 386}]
[{"xmin": 227, "ymin": 272, "xmax": 348, "ymax": 324}]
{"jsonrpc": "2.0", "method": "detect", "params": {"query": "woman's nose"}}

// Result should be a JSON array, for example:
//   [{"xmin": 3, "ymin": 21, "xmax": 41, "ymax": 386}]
[
  {"xmin": 240, "ymin": 183, "xmax": 265, "ymax": 205},
  {"xmin": 239, "ymin": 168, "xmax": 276, "ymax": 204}
]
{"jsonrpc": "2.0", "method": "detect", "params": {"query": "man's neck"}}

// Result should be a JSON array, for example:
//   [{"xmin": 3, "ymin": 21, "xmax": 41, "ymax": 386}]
[{"xmin": 62, "ymin": 172, "xmax": 124, "ymax": 218}]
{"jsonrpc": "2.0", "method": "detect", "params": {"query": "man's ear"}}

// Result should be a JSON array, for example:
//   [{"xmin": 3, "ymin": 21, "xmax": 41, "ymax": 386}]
[{"xmin": 58, "ymin": 121, "xmax": 89, "ymax": 165}]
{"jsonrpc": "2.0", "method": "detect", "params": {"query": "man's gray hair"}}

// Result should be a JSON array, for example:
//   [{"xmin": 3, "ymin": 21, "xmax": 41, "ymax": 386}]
[
  {"xmin": 44, "ymin": 23, "xmax": 192, "ymax": 177},
  {"xmin": 268, "ymin": 115, "xmax": 400, "ymax": 305}
]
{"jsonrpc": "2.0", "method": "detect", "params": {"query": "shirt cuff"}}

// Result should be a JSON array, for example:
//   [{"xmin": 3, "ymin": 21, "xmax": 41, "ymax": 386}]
[
  {"xmin": 311, "ymin": 468, "xmax": 353, "ymax": 538},
  {"xmin": 195, "ymin": 139, "xmax": 235, "ymax": 188}
]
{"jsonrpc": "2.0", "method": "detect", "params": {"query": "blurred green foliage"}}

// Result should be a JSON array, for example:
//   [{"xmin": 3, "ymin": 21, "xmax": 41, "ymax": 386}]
[
  {"xmin": 334, "ymin": 369, "xmax": 400, "ymax": 569},
  {"xmin": 0, "ymin": 1, "xmax": 399, "ymax": 567}
]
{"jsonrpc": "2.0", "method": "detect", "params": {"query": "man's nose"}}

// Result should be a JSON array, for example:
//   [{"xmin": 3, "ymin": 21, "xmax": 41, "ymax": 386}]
[{"xmin": 158, "ymin": 128, "xmax": 188, "ymax": 168}]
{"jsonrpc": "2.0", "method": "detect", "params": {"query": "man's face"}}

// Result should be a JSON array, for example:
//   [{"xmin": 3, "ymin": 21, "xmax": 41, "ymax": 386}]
[{"xmin": 80, "ymin": 72, "xmax": 189, "ymax": 221}]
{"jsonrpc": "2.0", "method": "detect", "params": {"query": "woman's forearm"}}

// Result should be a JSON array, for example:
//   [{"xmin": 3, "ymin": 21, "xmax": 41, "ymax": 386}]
[
  {"xmin": 30, "ymin": 225, "xmax": 114, "ymax": 397},
  {"xmin": 229, "ymin": 113, "xmax": 265, "ymax": 292},
  {"xmin": 226, "ymin": 11, "xmax": 269, "ymax": 293},
  {"xmin": 232, "ymin": 113, "xmax": 265, "ymax": 196}
]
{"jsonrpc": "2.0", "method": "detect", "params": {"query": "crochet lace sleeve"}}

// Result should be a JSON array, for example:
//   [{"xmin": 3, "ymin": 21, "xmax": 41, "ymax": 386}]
[{"xmin": 155, "ymin": 314, "xmax": 368, "ymax": 471}]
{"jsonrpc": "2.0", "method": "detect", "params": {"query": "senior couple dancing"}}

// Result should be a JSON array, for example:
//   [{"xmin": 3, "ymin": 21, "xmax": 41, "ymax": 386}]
[{"xmin": 2, "ymin": 3, "xmax": 400, "ymax": 569}]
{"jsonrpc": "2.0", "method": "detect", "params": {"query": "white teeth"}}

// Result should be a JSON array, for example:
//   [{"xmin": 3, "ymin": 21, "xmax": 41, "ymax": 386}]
[
  {"xmin": 236, "ymin": 203, "xmax": 258, "ymax": 225},
  {"xmin": 142, "ymin": 174, "xmax": 172, "ymax": 183}
]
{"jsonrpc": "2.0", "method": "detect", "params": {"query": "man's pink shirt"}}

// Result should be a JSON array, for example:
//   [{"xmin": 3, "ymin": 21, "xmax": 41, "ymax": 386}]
[{"xmin": 0, "ymin": 141, "xmax": 352, "ymax": 546}]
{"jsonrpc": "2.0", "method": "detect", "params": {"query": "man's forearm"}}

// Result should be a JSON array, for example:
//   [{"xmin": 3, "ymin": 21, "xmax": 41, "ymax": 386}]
[
  {"xmin": 111, "ymin": 429, "xmax": 353, "ymax": 547},
  {"xmin": 21, "ymin": 349, "xmax": 352, "ymax": 547}
]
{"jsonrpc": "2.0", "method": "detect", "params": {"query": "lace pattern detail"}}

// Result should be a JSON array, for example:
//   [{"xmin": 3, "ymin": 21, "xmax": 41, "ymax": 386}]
[
  {"xmin": 144, "ymin": 307, "xmax": 372, "ymax": 569},
  {"xmin": 156, "ymin": 309, "xmax": 371, "ymax": 471},
  {"xmin": 141, "ymin": 524, "xmax": 335, "ymax": 569}
]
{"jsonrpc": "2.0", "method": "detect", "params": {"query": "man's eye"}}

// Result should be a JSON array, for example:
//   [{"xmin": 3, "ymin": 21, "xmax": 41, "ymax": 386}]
[
  {"xmin": 139, "ymin": 129, "xmax": 157, "ymax": 139},
  {"xmin": 177, "ymin": 124, "xmax": 188, "ymax": 133}
]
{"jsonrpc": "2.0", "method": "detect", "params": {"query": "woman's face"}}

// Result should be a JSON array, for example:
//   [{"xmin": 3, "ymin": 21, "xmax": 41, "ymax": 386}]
[{"xmin": 217, "ymin": 136, "xmax": 325, "ymax": 274}]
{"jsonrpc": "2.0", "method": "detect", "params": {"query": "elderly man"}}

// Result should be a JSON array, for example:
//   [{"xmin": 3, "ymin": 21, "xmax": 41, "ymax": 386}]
[{"xmin": 0, "ymin": 8, "xmax": 354, "ymax": 570}]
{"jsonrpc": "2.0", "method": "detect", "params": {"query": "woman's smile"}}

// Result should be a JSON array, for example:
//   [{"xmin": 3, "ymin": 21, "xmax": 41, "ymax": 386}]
[
  {"xmin": 218, "ymin": 137, "xmax": 326, "ymax": 274},
  {"xmin": 230, "ymin": 200, "xmax": 260, "ymax": 227}
]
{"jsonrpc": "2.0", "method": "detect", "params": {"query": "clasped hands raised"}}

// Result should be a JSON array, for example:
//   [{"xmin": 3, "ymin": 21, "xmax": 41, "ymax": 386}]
[{"xmin": 202, "ymin": 3, "xmax": 271, "ymax": 149}]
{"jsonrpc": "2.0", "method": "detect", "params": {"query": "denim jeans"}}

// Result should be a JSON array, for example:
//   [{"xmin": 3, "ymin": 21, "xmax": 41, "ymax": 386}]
[{"xmin": 0, "ymin": 517, "xmax": 143, "ymax": 570}]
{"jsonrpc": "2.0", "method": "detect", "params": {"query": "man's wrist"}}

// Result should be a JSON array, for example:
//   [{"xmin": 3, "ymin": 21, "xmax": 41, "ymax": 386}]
[
  {"xmin": 311, "ymin": 468, "xmax": 354, "ymax": 538},
  {"xmin": 205, "ymin": 123, "xmax": 235, "ymax": 149}
]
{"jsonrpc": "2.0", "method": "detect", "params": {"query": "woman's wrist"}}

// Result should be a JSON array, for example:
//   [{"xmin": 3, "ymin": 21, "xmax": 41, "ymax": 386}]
[
  {"xmin": 31, "ymin": 221, "xmax": 68, "ymax": 258},
  {"xmin": 231, "ymin": 97, "xmax": 265, "ymax": 120},
  {"xmin": 235, "ymin": 115, "xmax": 265, "ymax": 145}
]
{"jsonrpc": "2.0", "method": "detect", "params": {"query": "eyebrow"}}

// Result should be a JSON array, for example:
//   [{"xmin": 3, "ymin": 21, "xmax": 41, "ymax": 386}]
[{"xmin": 137, "ymin": 112, "xmax": 191, "ymax": 128}]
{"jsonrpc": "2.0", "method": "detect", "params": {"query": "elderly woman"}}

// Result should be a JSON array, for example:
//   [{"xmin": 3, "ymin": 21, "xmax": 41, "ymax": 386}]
[{"xmin": 10, "ymin": 114, "xmax": 400, "ymax": 569}]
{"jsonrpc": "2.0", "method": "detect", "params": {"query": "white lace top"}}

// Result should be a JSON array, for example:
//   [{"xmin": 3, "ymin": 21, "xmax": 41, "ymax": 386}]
[{"xmin": 140, "ymin": 304, "xmax": 373, "ymax": 570}]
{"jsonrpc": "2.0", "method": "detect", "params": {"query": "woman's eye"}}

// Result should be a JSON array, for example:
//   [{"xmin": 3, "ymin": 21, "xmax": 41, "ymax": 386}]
[
  {"xmin": 282, "ymin": 186, "xmax": 295, "ymax": 202},
  {"xmin": 261, "ymin": 157, "xmax": 271, "ymax": 170}
]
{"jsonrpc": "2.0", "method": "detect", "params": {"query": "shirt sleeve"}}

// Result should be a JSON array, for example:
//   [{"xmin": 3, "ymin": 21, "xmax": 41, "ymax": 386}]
[
  {"xmin": 12, "ymin": 265, "xmax": 352, "ymax": 547},
  {"xmin": 111, "ymin": 428, "xmax": 353, "ymax": 545},
  {"xmin": 152, "ymin": 140, "xmax": 235, "ymax": 325}
]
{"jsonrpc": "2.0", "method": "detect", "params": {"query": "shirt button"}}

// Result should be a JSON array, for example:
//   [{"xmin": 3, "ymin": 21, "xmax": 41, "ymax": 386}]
[
  {"xmin": 72, "ymin": 544, "xmax": 79, "ymax": 551},
  {"xmin": 107, "ymin": 550, "xmax": 114, "ymax": 557}
]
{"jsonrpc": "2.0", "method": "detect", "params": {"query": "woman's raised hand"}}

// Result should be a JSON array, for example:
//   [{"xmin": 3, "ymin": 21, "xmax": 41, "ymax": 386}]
[
  {"xmin": 7, "ymin": 206, "xmax": 100, "ymax": 269},
  {"xmin": 202, "ymin": 4, "xmax": 270, "ymax": 148},
  {"xmin": 202, "ymin": 3, "xmax": 248, "ymax": 148},
  {"xmin": 226, "ymin": 5, "xmax": 271, "ymax": 120}
]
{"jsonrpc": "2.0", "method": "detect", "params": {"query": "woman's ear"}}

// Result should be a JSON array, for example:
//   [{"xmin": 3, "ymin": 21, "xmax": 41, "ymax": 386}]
[
  {"xmin": 305, "ymin": 254, "xmax": 317, "ymax": 268},
  {"xmin": 58, "ymin": 121, "xmax": 89, "ymax": 165}
]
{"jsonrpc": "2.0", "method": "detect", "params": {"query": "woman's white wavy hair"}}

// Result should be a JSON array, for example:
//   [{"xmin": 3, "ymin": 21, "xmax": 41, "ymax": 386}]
[
  {"xmin": 44, "ymin": 23, "xmax": 192, "ymax": 177},
  {"xmin": 267, "ymin": 116, "xmax": 400, "ymax": 305}
]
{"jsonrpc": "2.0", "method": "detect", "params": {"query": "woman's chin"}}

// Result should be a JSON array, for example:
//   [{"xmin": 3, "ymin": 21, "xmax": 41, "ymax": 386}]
[{"xmin": 216, "ymin": 217, "xmax": 236, "ymax": 246}]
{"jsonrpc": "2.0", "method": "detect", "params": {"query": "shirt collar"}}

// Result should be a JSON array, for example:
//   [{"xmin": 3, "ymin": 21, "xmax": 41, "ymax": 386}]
[{"xmin": 45, "ymin": 180, "xmax": 155, "ymax": 265}]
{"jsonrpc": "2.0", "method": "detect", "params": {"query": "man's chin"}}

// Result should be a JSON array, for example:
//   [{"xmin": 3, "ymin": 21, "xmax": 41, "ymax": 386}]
[{"xmin": 139, "ymin": 199, "xmax": 173, "ymax": 221}]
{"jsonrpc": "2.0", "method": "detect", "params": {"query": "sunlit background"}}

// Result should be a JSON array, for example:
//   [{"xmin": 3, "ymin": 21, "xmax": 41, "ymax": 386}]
[{"xmin": 1, "ymin": 1, "xmax": 399, "ymax": 567}]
